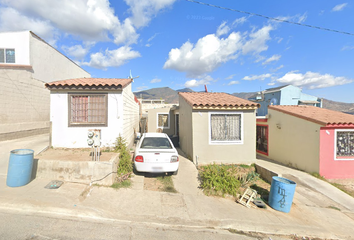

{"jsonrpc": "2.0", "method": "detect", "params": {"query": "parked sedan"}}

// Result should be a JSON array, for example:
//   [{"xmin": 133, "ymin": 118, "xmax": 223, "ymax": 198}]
[{"xmin": 134, "ymin": 133, "xmax": 179, "ymax": 175}]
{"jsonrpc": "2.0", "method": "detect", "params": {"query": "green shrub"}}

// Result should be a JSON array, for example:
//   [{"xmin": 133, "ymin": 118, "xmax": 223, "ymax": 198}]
[
  {"xmin": 199, "ymin": 164, "xmax": 241, "ymax": 197},
  {"xmin": 115, "ymin": 135, "xmax": 133, "ymax": 177}
]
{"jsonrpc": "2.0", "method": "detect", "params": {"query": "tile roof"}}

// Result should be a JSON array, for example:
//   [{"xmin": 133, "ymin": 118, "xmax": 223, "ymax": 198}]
[
  {"xmin": 269, "ymin": 105, "xmax": 354, "ymax": 126},
  {"xmin": 45, "ymin": 78, "xmax": 132, "ymax": 90},
  {"xmin": 179, "ymin": 92, "xmax": 259, "ymax": 109}
]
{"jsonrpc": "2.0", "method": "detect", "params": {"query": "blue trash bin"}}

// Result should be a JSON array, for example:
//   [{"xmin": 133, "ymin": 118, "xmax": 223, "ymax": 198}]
[
  {"xmin": 268, "ymin": 176, "xmax": 296, "ymax": 213},
  {"xmin": 6, "ymin": 149, "xmax": 34, "ymax": 187}
]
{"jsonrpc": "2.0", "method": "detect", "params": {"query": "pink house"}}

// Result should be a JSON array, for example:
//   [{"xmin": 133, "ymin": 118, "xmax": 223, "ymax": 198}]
[{"xmin": 259, "ymin": 105, "xmax": 354, "ymax": 179}]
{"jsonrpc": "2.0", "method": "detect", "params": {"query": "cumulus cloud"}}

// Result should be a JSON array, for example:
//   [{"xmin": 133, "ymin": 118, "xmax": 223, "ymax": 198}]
[
  {"xmin": 243, "ymin": 73, "xmax": 272, "ymax": 81},
  {"xmin": 83, "ymin": 46, "xmax": 141, "ymax": 69},
  {"xmin": 150, "ymin": 78, "xmax": 161, "ymax": 83},
  {"xmin": 262, "ymin": 54, "xmax": 281, "ymax": 65},
  {"xmin": 62, "ymin": 43, "xmax": 94, "ymax": 60},
  {"xmin": 332, "ymin": 3, "xmax": 348, "ymax": 12},
  {"xmin": 184, "ymin": 75, "xmax": 213, "ymax": 88},
  {"xmin": 228, "ymin": 81, "xmax": 239, "ymax": 85},
  {"xmin": 242, "ymin": 25, "xmax": 273, "ymax": 55},
  {"xmin": 276, "ymin": 71, "xmax": 354, "ymax": 89},
  {"xmin": 0, "ymin": 7, "xmax": 59, "ymax": 44},
  {"xmin": 164, "ymin": 22, "xmax": 274, "ymax": 77}
]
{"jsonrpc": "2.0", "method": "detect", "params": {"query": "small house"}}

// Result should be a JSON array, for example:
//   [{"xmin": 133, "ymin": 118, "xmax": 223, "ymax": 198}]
[
  {"xmin": 248, "ymin": 85, "xmax": 322, "ymax": 116},
  {"xmin": 45, "ymin": 78, "xmax": 140, "ymax": 148},
  {"xmin": 178, "ymin": 92, "xmax": 259, "ymax": 165},
  {"xmin": 262, "ymin": 105, "xmax": 354, "ymax": 179}
]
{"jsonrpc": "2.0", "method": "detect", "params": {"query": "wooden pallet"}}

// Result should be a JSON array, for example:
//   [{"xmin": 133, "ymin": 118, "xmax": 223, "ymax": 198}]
[{"xmin": 238, "ymin": 188, "xmax": 257, "ymax": 208}]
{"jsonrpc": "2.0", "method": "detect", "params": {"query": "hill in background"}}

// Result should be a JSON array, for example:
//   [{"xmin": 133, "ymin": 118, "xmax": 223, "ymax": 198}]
[{"xmin": 134, "ymin": 87, "xmax": 354, "ymax": 114}]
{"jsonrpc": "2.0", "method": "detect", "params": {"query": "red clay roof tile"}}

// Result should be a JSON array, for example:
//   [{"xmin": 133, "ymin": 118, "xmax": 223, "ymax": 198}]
[
  {"xmin": 179, "ymin": 92, "xmax": 259, "ymax": 109},
  {"xmin": 269, "ymin": 105, "xmax": 354, "ymax": 126},
  {"xmin": 45, "ymin": 78, "xmax": 132, "ymax": 90}
]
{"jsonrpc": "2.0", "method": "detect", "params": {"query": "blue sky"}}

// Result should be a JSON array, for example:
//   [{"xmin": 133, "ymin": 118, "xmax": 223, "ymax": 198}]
[{"xmin": 1, "ymin": 0, "xmax": 354, "ymax": 102}]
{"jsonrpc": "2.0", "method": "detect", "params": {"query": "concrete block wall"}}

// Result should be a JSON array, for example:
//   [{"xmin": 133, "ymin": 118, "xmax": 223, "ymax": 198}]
[{"xmin": 122, "ymin": 84, "xmax": 140, "ymax": 148}]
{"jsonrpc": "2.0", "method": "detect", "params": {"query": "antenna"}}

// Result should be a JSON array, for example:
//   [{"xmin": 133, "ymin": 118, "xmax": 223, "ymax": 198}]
[{"xmin": 128, "ymin": 70, "xmax": 139, "ymax": 82}]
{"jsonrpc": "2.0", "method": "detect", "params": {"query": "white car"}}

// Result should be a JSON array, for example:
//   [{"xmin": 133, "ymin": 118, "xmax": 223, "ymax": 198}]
[{"xmin": 134, "ymin": 133, "xmax": 179, "ymax": 175}]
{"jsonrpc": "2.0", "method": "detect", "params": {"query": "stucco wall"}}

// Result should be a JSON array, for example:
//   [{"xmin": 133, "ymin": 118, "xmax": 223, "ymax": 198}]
[
  {"xmin": 191, "ymin": 109, "xmax": 256, "ymax": 165},
  {"xmin": 30, "ymin": 33, "xmax": 90, "ymax": 82},
  {"xmin": 0, "ymin": 31, "xmax": 30, "ymax": 65},
  {"xmin": 50, "ymin": 91, "xmax": 124, "ymax": 148},
  {"xmin": 319, "ymin": 127, "xmax": 354, "ymax": 179},
  {"xmin": 147, "ymin": 107, "xmax": 176, "ymax": 136},
  {"xmin": 268, "ymin": 108, "xmax": 321, "ymax": 173},
  {"xmin": 178, "ymin": 96, "xmax": 193, "ymax": 160},
  {"xmin": 122, "ymin": 84, "xmax": 140, "ymax": 148}
]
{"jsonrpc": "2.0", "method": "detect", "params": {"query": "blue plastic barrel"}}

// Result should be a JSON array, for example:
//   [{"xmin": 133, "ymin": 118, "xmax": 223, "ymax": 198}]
[
  {"xmin": 6, "ymin": 149, "xmax": 34, "ymax": 187},
  {"xmin": 268, "ymin": 176, "xmax": 296, "ymax": 213}
]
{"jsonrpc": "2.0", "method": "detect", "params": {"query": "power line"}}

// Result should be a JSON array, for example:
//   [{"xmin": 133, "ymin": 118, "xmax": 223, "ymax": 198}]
[{"xmin": 185, "ymin": 0, "xmax": 354, "ymax": 36}]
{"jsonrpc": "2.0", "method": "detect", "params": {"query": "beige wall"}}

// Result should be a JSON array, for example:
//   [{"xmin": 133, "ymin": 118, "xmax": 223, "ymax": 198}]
[
  {"xmin": 191, "ymin": 109, "xmax": 257, "ymax": 165},
  {"xmin": 122, "ymin": 84, "xmax": 140, "ymax": 148},
  {"xmin": 0, "ymin": 68, "xmax": 50, "ymax": 139},
  {"xmin": 30, "ymin": 33, "xmax": 90, "ymax": 82},
  {"xmin": 178, "ymin": 96, "xmax": 194, "ymax": 160},
  {"xmin": 267, "ymin": 108, "xmax": 321, "ymax": 173},
  {"xmin": 147, "ymin": 107, "xmax": 176, "ymax": 136}
]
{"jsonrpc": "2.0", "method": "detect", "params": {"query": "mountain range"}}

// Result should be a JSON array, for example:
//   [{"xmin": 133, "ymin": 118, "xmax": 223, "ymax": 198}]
[{"xmin": 134, "ymin": 87, "xmax": 354, "ymax": 115}]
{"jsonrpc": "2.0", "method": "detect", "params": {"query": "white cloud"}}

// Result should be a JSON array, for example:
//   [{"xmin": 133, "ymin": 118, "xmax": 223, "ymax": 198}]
[
  {"xmin": 124, "ymin": 0, "xmax": 176, "ymax": 28},
  {"xmin": 83, "ymin": 46, "xmax": 141, "ymax": 69},
  {"xmin": 225, "ymin": 74, "xmax": 236, "ymax": 80},
  {"xmin": 150, "ymin": 78, "xmax": 161, "ymax": 83},
  {"xmin": 242, "ymin": 25, "xmax": 273, "ymax": 55},
  {"xmin": 267, "ymin": 82, "xmax": 276, "ymax": 86},
  {"xmin": 232, "ymin": 17, "xmax": 247, "ymax": 27},
  {"xmin": 271, "ymin": 64, "xmax": 284, "ymax": 72},
  {"xmin": 136, "ymin": 86, "xmax": 148, "ymax": 91},
  {"xmin": 262, "ymin": 54, "xmax": 281, "ymax": 65},
  {"xmin": 216, "ymin": 21, "xmax": 230, "ymax": 37},
  {"xmin": 276, "ymin": 71, "xmax": 354, "ymax": 89},
  {"xmin": 332, "ymin": 3, "xmax": 348, "ymax": 12},
  {"xmin": 0, "ymin": 7, "xmax": 59, "ymax": 44},
  {"xmin": 341, "ymin": 45, "xmax": 354, "ymax": 51},
  {"xmin": 243, "ymin": 73, "xmax": 272, "ymax": 81},
  {"xmin": 164, "ymin": 32, "xmax": 243, "ymax": 77},
  {"xmin": 62, "ymin": 43, "xmax": 93, "ymax": 60},
  {"xmin": 184, "ymin": 75, "xmax": 213, "ymax": 88},
  {"xmin": 228, "ymin": 81, "xmax": 239, "ymax": 85},
  {"xmin": 164, "ymin": 22, "xmax": 274, "ymax": 77}
]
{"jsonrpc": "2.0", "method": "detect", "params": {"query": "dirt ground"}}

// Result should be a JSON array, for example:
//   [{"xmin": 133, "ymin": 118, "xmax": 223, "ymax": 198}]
[
  {"xmin": 36, "ymin": 148, "xmax": 118, "ymax": 162},
  {"xmin": 328, "ymin": 178, "xmax": 354, "ymax": 197}
]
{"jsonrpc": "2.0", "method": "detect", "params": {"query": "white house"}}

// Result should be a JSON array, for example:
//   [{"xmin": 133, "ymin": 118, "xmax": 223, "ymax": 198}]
[
  {"xmin": 45, "ymin": 78, "xmax": 140, "ymax": 148},
  {"xmin": 0, "ymin": 31, "xmax": 90, "ymax": 140}
]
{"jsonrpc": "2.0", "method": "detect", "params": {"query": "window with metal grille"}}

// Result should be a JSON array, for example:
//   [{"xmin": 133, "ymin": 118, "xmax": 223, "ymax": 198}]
[
  {"xmin": 69, "ymin": 94, "xmax": 107, "ymax": 126},
  {"xmin": 0, "ymin": 48, "xmax": 15, "ymax": 63},
  {"xmin": 157, "ymin": 113, "xmax": 169, "ymax": 129},
  {"xmin": 210, "ymin": 113, "xmax": 242, "ymax": 143},
  {"xmin": 336, "ymin": 130, "xmax": 354, "ymax": 159}
]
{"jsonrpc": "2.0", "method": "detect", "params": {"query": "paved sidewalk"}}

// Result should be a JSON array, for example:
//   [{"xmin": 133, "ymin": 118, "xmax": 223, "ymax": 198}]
[
  {"xmin": 0, "ymin": 134, "xmax": 49, "ymax": 176},
  {"xmin": 1, "ymin": 136, "xmax": 354, "ymax": 239}
]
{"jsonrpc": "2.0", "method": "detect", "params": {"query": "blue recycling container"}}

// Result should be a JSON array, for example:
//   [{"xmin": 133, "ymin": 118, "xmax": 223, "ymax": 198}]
[
  {"xmin": 268, "ymin": 176, "xmax": 297, "ymax": 213},
  {"xmin": 6, "ymin": 149, "xmax": 34, "ymax": 187}
]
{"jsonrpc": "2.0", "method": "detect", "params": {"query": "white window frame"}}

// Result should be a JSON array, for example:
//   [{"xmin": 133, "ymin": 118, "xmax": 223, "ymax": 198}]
[
  {"xmin": 0, "ymin": 48, "xmax": 15, "ymax": 63},
  {"xmin": 157, "ymin": 112, "xmax": 170, "ymax": 129},
  {"xmin": 208, "ymin": 111, "xmax": 243, "ymax": 145},
  {"xmin": 334, "ymin": 129, "xmax": 354, "ymax": 160}
]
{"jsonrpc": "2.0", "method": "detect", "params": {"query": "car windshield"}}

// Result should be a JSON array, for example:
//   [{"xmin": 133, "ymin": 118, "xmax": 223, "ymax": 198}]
[{"xmin": 140, "ymin": 137, "xmax": 172, "ymax": 149}]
